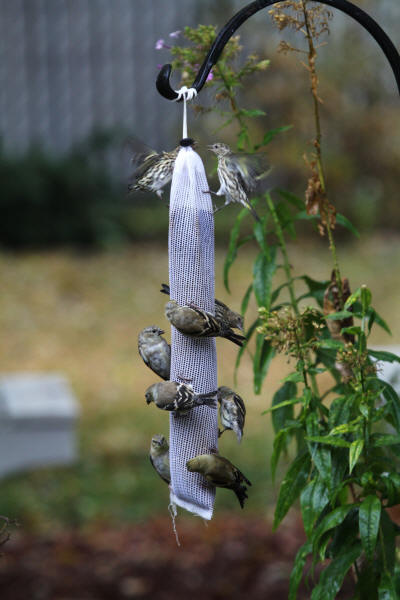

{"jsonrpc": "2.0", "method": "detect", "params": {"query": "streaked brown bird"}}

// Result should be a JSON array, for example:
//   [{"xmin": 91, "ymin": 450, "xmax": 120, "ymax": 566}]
[
  {"xmin": 165, "ymin": 300, "xmax": 245, "ymax": 347},
  {"xmin": 160, "ymin": 283, "xmax": 244, "ymax": 331},
  {"xmin": 186, "ymin": 453, "xmax": 251, "ymax": 508},
  {"xmin": 217, "ymin": 386, "xmax": 246, "ymax": 443},
  {"xmin": 149, "ymin": 434, "xmax": 170, "ymax": 484},
  {"xmin": 208, "ymin": 142, "xmax": 270, "ymax": 221},
  {"xmin": 145, "ymin": 380, "xmax": 217, "ymax": 415},
  {"xmin": 128, "ymin": 145, "xmax": 180, "ymax": 198},
  {"xmin": 138, "ymin": 326, "xmax": 170, "ymax": 380}
]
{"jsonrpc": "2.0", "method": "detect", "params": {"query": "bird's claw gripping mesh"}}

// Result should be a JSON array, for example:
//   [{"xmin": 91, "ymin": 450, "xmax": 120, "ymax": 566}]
[{"xmin": 168, "ymin": 146, "xmax": 218, "ymax": 520}]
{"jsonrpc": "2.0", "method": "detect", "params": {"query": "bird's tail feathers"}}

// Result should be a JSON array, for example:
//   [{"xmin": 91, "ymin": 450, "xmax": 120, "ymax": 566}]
[
  {"xmin": 247, "ymin": 201, "xmax": 261, "ymax": 223},
  {"xmin": 233, "ymin": 425, "xmax": 243, "ymax": 443},
  {"xmin": 195, "ymin": 396, "xmax": 217, "ymax": 409},
  {"xmin": 226, "ymin": 331, "xmax": 246, "ymax": 347},
  {"xmin": 160, "ymin": 283, "xmax": 170, "ymax": 296},
  {"xmin": 234, "ymin": 484, "xmax": 249, "ymax": 509}
]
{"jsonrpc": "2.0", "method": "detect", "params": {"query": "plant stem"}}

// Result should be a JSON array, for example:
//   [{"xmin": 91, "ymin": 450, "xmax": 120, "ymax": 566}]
[
  {"xmin": 215, "ymin": 62, "xmax": 249, "ymax": 146},
  {"xmin": 265, "ymin": 193, "xmax": 299, "ymax": 316},
  {"xmin": 301, "ymin": 0, "xmax": 343, "ymax": 304}
]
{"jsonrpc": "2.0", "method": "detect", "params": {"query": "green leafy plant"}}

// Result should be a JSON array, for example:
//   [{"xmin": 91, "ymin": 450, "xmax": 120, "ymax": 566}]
[{"xmin": 165, "ymin": 9, "xmax": 400, "ymax": 598}]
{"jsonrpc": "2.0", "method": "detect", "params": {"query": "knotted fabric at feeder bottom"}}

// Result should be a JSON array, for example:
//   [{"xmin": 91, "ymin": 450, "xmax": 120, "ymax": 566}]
[{"xmin": 168, "ymin": 146, "xmax": 218, "ymax": 520}]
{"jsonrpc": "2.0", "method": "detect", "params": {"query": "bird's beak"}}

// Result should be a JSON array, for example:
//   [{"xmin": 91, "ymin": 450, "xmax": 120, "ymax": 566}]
[
  {"xmin": 159, "ymin": 329, "xmax": 165, "ymax": 335},
  {"xmin": 145, "ymin": 396, "xmax": 151, "ymax": 405}
]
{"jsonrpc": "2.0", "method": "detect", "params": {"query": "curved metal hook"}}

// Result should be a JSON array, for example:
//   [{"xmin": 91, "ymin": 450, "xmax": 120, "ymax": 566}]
[{"xmin": 156, "ymin": 0, "xmax": 400, "ymax": 100}]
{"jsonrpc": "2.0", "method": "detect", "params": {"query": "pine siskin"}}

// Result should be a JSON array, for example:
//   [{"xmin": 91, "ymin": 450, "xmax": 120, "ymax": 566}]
[
  {"xmin": 208, "ymin": 142, "xmax": 270, "ymax": 222},
  {"xmin": 145, "ymin": 380, "xmax": 217, "ymax": 415},
  {"xmin": 217, "ymin": 386, "xmax": 246, "ymax": 443},
  {"xmin": 149, "ymin": 434, "xmax": 170, "ymax": 484},
  {"xmin": 128, "ymin": 146, "xmax": 180, "ymax": 198},
  {"xmin": 165, "ymin": 300, "xmax": 245, "ymax": 347},
  {"xmin": 160, "ymin": 283, "xmax": 244, "ymax": 331},
  {"xmin": 138, "ymin": 326, "xmax": 170, "ymax": 380},
  {"xmin": 186, "ymin": 453, "xmax": 251, "ymax": 508}
]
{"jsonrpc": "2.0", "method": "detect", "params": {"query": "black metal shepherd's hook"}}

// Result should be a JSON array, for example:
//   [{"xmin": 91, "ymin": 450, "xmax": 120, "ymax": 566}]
[{"xmin": 156, "ymin": 0, "xmax": 400, "ymax": 100}]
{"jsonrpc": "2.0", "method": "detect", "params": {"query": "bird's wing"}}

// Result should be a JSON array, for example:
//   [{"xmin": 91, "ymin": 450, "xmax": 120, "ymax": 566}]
[
  {"xmin": 235, "ymin": 466, "xmax": 252, "ymax": 487},
  {"xmin": 190, "ymin": 306, "xmax": 221, "ymax": 336},
  {"xmin": 138, "ymin": 344, "xmax": 150, "ymax": 367},
  {"xmin": 131, "ymin": 152, "xmax": 160, "ymax": 181},
  {"xmin": 227, "ymin": 152, "xmax": 270, "ymax": 194},
  {"xmin": 149, "ymin": 455, "xmax": 170, "ymax": 484},
  {"xmin": 233, "ymin": 392, "xmax": 246, "ymax": 420}
]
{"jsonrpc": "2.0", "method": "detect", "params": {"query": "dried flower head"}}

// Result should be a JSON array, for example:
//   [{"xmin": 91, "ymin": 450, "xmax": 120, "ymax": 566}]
[{"xmin": 269, "ymin": 1, "xmax": 332, "ymax": 43}]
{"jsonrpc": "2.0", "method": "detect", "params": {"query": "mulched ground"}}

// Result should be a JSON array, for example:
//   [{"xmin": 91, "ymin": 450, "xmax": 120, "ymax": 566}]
[{"xmin": 0, "ymin": 514, "xmax": 355, "ymax": 600}]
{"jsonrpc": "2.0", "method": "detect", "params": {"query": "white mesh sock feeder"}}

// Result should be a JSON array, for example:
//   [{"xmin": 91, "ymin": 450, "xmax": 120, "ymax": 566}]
[
  {"xmin": 168, "ymin": 91, "xmax": 217, "ymax": 519},
  {"xmin": 156, "ymin": 0, "xmax": 400, "ymax": 519}
]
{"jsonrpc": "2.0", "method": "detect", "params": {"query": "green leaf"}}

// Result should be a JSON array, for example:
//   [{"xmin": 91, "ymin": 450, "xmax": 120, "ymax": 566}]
[
  {"xmin": 300, "ymin": 478, "xmax": 329, "ymax": 538},
  {"xmin": 305, "ymin": 435, "xmax": 351, "ymax": 448},
  {"xmin": 240, "ymin": 108, "xmax": 266, "ymax": 118},
  {"xmin": 336, "ymin": 213, "xmax": 360, "ymax": 238},
  {"xmin": 288, "ymin": 541, "xmax": 312, "ymax": 600},
  {"xmin": 378, "ymin": 510, "xmax": 397, "ymax": 573},
  {"xmin": 299, "ymin": 275, "xmax": 329, "ymax": 308},
  {"xmin": 325, "ymin": 310, "xmax": 354, "ymax": 320},
  {"xmin": 312, "ymin": 505, "xmax": 355, "ymax": 560},
  {"xmin": 270, "ymin": 428, "xmax": 288, "ymax": 481},
  {"xmin": 349, "ymin": 439, "xmax": 364, "ymax": 474},
  {"xmin": 306, "ymin": 413, "xmax": 332, "ymax": 488},
  {"xmin": 241, "ymin": 283, "xmax": 253, "ymax": 316},
  {"xmin": 368, "ymin": 350, "xmax": 400, "ymax": 363},
  {"xmin": 359, "ymin": 495, "xmax": 381, "ymax": 561},
  {"xmin": 270, "ymin": 381, "xmax": 297, "ymax": 433},
  {"xmin": 379, "ymin": 380, "xmax": 400, "ymax": 430},
  {"xmin": 283, "ymin": 371, "xmax": 304, "ymax": 384},
  {"xmin": 254, "ymin": 125, "xmax": 293, "ymax": 149},
  {"xmin": 273, "ymin": 452, "xmax": 311, "ymax": 529},
  {"xmin": 382, "ymin": 472, "xmax": 400, "ymax": 507},
  {"xmin": 253, "ymin": 218, "xmax": 270, "ymax": 257},
  {"xmin": 378, "ymin": 573, "xmax": 398, "ymax": 600},
  {"xmin": 361, "ymin": 285, "xmax": 372, "ymax": 312},
  {"xmin": 234, "ymin": 317, "xmax": 259, "ymax": 381},
  {"xmin": 262, "ymin": 397, "xmax": 299, "ymax": 416},
  {"xmin": 276, "ymin": 201, "xmax": 296, "ymax": 240},
  {"xmin": 329, "ymin": 396, "xmax": 354, "ymax": 428},
  {"xmin": 223, "ymin": 207, "xmax": 249, "ymax": 292},
  {"xmin": 252, "ymin": 247, "xmax": 277, "ymax": 309},
  {"xmin": 253, "ymin": 335, "xmax": 275, "ymax": 394},
  {"xmin": 367, "ymin": 307, "xmax": 391, "ymax": 335},
  {"xmin": 344, "ymin": 287, "xmax": 362, "ymax": 309},
  {"xmin": 276, "ymin": 188, "xmax": 305, "ymax": 210},
  {"xmin": 311, "ymin": 542, "xmax": 362, "ymax": 600},
  {"xmin": 372, "ymin": 434, "xmax": 400, "ymax": 447},
  {"xmin": 317, "ymin": 339, "xmax": 345, "ymax": 350},
  {"xmin": 270, "ymin": 280, "xmax": 291, "ymax": 305}
]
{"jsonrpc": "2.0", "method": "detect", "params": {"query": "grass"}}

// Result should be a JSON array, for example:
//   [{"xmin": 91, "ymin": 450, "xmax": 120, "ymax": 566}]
[{"xmin": 0, "ymin": 234, "xmax": 399, "ymax": 532}]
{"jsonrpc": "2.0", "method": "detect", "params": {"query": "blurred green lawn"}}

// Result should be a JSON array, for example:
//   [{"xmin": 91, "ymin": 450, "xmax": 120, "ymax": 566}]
[{"xmin": 1, "ymin": 235, "xmax": 399, "ymax": 532}]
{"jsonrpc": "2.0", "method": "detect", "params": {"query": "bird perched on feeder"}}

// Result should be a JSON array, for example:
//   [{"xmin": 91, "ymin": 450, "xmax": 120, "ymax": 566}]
[
  {"xmin": 165, "ymin": 300, "xmax": 245, "ymax": 347},
  {"xmin": 160, "ymin": 283, "xmax": 244, "ymax": 331},
  {"xmin": 149, "ymin": 434, "xmax": 170, "ymax": 484},
  {"xmin": 128, "ymin": 145, "xmax": 180, "ymax": 199},
  {"xmin": 128, "ymin": 138, "xmax": 196, "ymax": 199},
  {"xmin": 145, "ymin": 380, "xmax": 217, "ymax": 415},
  {"xmin": 217, "ymin": 386, "xmax": 246, "ymax": 443},
  {"xmin": 138, "ymin": 326, "xmax": 170, "ymax": 380},
  {"xmin": 207, "ymin": 142, "xmax": 270, "ymax": 222},
  {"xmin": 186, "ymin": 453, "xmax": 251, "ymax": 508}
]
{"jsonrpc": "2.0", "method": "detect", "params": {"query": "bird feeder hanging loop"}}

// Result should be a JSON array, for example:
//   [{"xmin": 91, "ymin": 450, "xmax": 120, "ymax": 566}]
[{"xmin": 156, "ymin": 0, "xmax": 400, "ymax": 101}]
